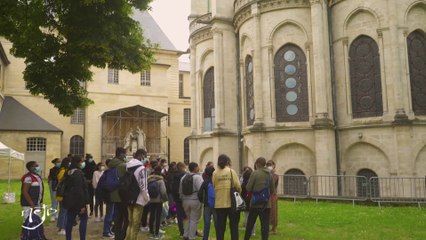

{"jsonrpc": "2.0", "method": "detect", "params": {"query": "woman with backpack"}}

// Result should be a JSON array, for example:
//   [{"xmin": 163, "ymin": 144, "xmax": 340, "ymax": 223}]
[
  {"xmin": 147, "ymin": 165, "xmax": 168, "ymax": 239},
  {"xmin": 212, "ymin": 154, "xmax": 242, "ymax": 240},
  {"xmin": 241, "ymin": 167, "xmax": 255, "ymax": 236},
  {"xmin": 92, "ymin": 162, "xmax": 105, "ymax": 222},
  {"xmin": 56, "ymin": 157, "xmax": 71, "ymax": 235},
  {"xmin": 63, "ymin": 155, "xmax": 90, "ymax": 240},
  {"xmin": 198, "ymin": 165, "xmax": 216, "ymax": 240}
]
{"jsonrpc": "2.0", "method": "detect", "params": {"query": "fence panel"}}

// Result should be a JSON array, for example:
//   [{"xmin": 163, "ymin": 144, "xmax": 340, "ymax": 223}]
[
  {"xmin": 370, "ymin": 177, "xmax": 426, "ymax": 205},
  {"xmin": 277, "ymin": 175, "xmax": 309, "ymax": 199},
  {"xmin": 308, "ymin": 175, "xmax": 369, "ymax": 202}
]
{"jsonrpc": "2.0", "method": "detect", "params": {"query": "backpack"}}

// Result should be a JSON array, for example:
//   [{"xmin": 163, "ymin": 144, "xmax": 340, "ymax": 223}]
[
  {"xmin": 98, "ymin": 167, "xmax": 120, "ymax": 192},
  {"xmin": 118, "ymin": 166, "xmax": 142, "ymax": 205},
  {"xmin": 207, "ymin": 182, "xmax": 215, "ymax": 208},
  {"xmin": 181, "ymin": 174, "xmax": 194, "ymax": 195},
  {"xmin": 21, "ymin": 213, "xmax": 46, "ymax": 240},
  {"xmin": 148, "ymin": 180, "xmax": 160, "ymax": 198}
]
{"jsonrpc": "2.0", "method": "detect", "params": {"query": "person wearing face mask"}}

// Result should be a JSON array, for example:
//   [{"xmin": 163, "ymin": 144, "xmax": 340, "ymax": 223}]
[
  {"xmin": 21, "ymin": 161, "xmax": 44, "ymax": 221},
  {"xmin": 48, "ymin": 158, "xmax": 61, "ymax": 222},
  {"xmin": 92, "ymin": 162, "xmax": 106, "ymax": 222},
  {"xmin": 83, "ymin": 153, "xmax": 96, "ymax": 217},
  {"xmin": 63, "ymin": 155, "xmax": 90, "ymax": 240},
  {"xmin": 266, "ymin": 160, "xmax": 279, "ymax": 235}
]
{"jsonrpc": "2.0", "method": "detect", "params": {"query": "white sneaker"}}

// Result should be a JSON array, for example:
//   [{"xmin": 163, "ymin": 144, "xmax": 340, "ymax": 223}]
[
  {"xmin": 50, "ymin": 216, "xmax": 56, "ymax": 222},
  {"xmin": 159, "ymin": 229, "xmax": 165, "ymax": 234},
  {"xmin": 58, "ymin": 229, "xmax": 66, "ymax": 235},
  {"xmin": 95, "ymin": 217, "xmax": 102, "ymax": 222},
  {"xmin": 140, "ymin": 226, "xmax": 150, "ymax": 232}
]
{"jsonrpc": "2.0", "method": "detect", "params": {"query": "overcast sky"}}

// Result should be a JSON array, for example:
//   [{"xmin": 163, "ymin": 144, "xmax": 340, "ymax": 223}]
[{"xmin": 149, "ymin": 0, "xmax": 191, "ymax": 54}]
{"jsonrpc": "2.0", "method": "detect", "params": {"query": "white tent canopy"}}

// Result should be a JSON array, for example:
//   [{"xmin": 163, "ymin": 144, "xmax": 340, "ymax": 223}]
[{"xmin": 0, "ymin": 141, "xmax": 25, "ymax": 194}]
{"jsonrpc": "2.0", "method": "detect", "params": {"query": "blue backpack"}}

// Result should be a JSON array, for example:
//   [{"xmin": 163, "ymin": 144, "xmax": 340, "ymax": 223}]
[
  {"xmin": 207, "ymin": 182, "xmax": 215, "ymax": 208},
  {"xmin": 21, "ymin": 213, "xmax": 46, "ymax": 240},
  {"xmin": 98, "ymin": 167, "xmax": 120, "ymax": 192}
]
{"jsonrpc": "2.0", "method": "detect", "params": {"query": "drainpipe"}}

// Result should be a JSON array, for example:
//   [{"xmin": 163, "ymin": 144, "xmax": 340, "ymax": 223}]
[
  {"xmin": 327, "ymin": 3, "xmax": 341, "ymax": 188},
  {"xmin": 236, "ymin": 31, "xmax": 243, "ymax": 174}
]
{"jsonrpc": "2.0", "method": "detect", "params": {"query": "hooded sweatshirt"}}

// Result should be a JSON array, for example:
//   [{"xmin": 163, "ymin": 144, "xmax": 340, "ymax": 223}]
[
  {"xmin": 245, "ymin": 167, "xmax": 275, "ymax": 209},
  {"xmin": 126, "ymin": 158, "xmax": 150, "ymax": 206},
  {"xmin": 107, "ymin": 156, "xmax": 126, "ymax": 203},
  {"xmin": 147, "ymin": 174, "xmax": 168, "ymax": 203}
]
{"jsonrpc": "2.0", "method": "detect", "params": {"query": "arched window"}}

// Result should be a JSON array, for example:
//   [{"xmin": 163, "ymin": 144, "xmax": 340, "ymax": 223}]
[
  {"xmin": 203, "ymin": 68, "xmax": 215, "ymax": 131},
  {"xmin": 70, "ymin": 135, "xmax": 84, "ymax": 156},
  {"xmin": 245, "ymin": 55, "xmax": 255, "ymax": 126},
  {"xmin": 349, "ymin": 35, "xmax": 383, "ymax": 118},
  {"xmin": 184, "ymin": 137, "xmax": 190, "ymax": 165},
  {"xmin": 274, "ymin": 44, "xmax": 309, "ymax": 122},
  {"xmin": 407, "ymin": 30, "xmax": 426, "ymax": 115},
  {"xmin": 283, "ymin": 169, "xmax": 308, "ymax": 196},
  {"xmin": 356, "ymin": 168, "xmax": 379, "ymax": 198}
]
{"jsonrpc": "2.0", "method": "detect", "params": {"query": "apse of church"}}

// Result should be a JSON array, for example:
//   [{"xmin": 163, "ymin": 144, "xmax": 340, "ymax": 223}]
[{"xmin": 189, "ymin": 0, "xmax": 426, "ymax": 179}]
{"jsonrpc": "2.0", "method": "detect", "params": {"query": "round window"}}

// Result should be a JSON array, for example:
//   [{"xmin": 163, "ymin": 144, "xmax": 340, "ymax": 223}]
[
  {"xmin": 285, "ymin": 65, "xmax": 296, "ymax": 75},
  {"xmin": 285, "ymin": 78, "xmax": 297, "ymax": 88},
  {"xmin": 284, "ymin": 50, "xmax": 296, "ymax": 62},
  {"xmin": 286, "ymin": 104, "xmax": 298, "ymax": 115},
  {"xmin": 286, "ymin": 91, "xmax": 298, "ymax": 102}
]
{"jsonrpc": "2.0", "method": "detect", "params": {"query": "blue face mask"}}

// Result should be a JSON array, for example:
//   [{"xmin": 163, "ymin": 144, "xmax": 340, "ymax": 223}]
[
  {"xmin": 88, "ymin": 158, "xmax": 94, "ymax": 163},
  {"xmin": 80, "ymin": 162, "xmax": 86, "ymax": 169},
  {"xmin": 55, "ymin": 162, "xmax": 61, "ymax": 168},
  {"xmin": 34, "ymin": 166, "xmax": 41, "ymax": 174}
]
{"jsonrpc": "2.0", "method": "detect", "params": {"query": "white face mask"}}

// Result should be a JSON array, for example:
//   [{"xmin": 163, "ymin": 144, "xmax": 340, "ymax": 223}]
[
  {"xmin": 267, "ymin": 166, "xmax": 273, "ymax": 171},
  {"xmin": 100, "ymin": 166, "xmax": 106, "ymax": 171}
]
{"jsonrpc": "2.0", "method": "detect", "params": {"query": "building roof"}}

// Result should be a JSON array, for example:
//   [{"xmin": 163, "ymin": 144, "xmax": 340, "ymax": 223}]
[
  {"xmin": 102, "ymin": 105, "xmax": 167, "ymax": 118},
  {"xmin": 0, "ymin": 42, "xmax": 10, "ymax": 65},
  {"xmin": 0, "ymin": 96, "xmax": 62, "ymax": 132},
  {"xmin": 133, "ymin": 11, "xmax": 177, "ymax": 51}
]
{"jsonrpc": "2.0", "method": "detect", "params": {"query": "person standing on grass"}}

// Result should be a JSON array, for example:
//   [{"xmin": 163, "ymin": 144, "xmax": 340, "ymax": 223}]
[
  {"xmin": 92, "ymin": 162, "xmax": 105, "ymax": 222},
  {"xmin": 126, "ymin": 149, "xmax": 150, "ymax": 240},
  {"xmin": 63, "ymin": 155, "xmax": 90, "ymax": 240},
  {"xmin": 101, "ymin": 159, "xmax": 115, "ymax": 238},
  {"xmin": 171, "ymin": 162, "xmax": 188, "ymax": 237},
  {"xmin": 56, "ymin": 157, "xmax": 70, "ymax": 235},
  {"xmin": 180, "ymin": 162, "xmax": 204, "ymax": 240},
  {"xmin": 148, "ymin": 165, "xmax": 168, "ymax": 239},
  {"xmin": 198, "ymin": 165, "xmax": 217, "ymax": 240},
  {"xmin": 21, "ymin": 161, "xmax": 44, "ymax": 220},
  {"xmin": 266, "ymin": 160, "xmax": 279, "ymax": 235},
  {"xmin": 107, "ymin": 147, "xmax": 128, "ymax": 240},
  {"xmin": 48, "ymin": 158, "xmax": 61, "ymax": 222},
  {"xmin": 212, "ymin": 154, "xmax": 242, "ymax": 240},
  {"xmin": 241, "ymin": 167, "xmax": 255, "ymax": 236},
  {"xmin": 83, "ymin": 153, "xmax": 96, "ymax": 217},
  {"xmin": 244, "ymin": 157, "xmax": 275, "ymax": 240}
]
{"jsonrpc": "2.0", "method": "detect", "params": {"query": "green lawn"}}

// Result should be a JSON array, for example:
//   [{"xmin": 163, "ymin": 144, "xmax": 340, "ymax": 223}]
[{"xmin": 1, "ymin": 180, "xmax": 426, "ymax": 239}]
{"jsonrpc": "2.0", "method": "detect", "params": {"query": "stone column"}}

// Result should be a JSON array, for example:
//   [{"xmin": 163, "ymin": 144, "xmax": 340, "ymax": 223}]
[
  {"xmin": 190, "ymin": 43, "xmax": 198, "ymax": 134},
  {"xmin": 213, "ymin": 28, "xmax": 224, "ymax": 128},
  {"xmin": 252, "ymin": 4, "xmax": 264, "ymax": 125},
  {"xmin": 310, "ymin": 0, "xmax": 332, "ymax": 125}
]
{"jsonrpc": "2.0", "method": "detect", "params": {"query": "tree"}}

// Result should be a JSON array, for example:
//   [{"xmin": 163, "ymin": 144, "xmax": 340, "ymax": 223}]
[{"xmin": 0, "ymin": 0, "xmax": 155, "ymax": 116}]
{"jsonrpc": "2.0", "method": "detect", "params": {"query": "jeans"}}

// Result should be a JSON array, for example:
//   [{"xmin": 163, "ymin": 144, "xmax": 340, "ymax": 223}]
[
  {"xmin": 244, "ymin": 210, "xmax": 255, "ymax": 234},
  {"xmin": 113, "ymin": 202, "xmax": 129, "ymax": 240},
  {"xmin": 48, "ymin": 182, "xmax": 58, "ymax": 218},
  {"xmin": 141, "ymin": 203, "xmax": 150, "ymax": 227},
  {"xmin": 167, "ymin": 193, "xmax": 175, "ymax": 218},
  {"xmin": 87, "ymin": 184, "xmax": 94, "ymax": 215},
  {"xmin": 176, "ymin": 200, "xmax": 186, "ymax": 236},
  {"xmin": 244, "ymin": 208, "xmax": 270, "ymax": 240},
  {"xmin": 103, "ymin": 202, "xmax": 115, "ymax": 235},
  {"xmin": 203, "ymin": 206, "xmax": 217, "ymax": 240},
  {"xmin": 65, "ymin": 208, "xmax": 88, "ymax": 240},
  {"xmin": 149, "ymin": 202, "xmax": 163, "ymax": 235},
  {"xmin": 56, "ymin": 202, "xmax": 67, "ymax": 229},
  {"xmin": 126, "ymin": 204, "xmax": 144, "ymax": 240},
  {"xmin": 215, "ymin": 208, "xmax": 240, "ymax": 240},
  {"xmin": 183, "ymin": 199, "xmax": 202, "ymax": 240},
  {"xmin": 94, "ymin": 190, "xmax": 104, "ymax": 218}
]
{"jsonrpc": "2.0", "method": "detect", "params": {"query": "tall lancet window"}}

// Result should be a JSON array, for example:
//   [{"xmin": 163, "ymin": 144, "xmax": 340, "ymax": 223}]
[
  {"xmin": 245, "ymin": 55, "xmax": 255, "ymax": 126},
  {"xmin": 203, "ymin": 68, "xmax": 215, "ymax": 131},
  {"xmin": 407, "ymin": 30, "xmax": 426, "ymax": 116},
  {"xmin": 274, "ymin": 44, "xmax": 309, "ymax": 122},
  {"xmin": 349, "ymin": 35, "xmax": 383, "ymax": 118}
]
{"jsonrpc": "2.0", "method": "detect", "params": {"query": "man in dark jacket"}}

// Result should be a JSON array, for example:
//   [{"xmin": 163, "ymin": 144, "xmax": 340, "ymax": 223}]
[
  {"xmin": 171, "ymin": 162, "xmax": 187, "ymax": 237},
  {"xmin": 83, "ymin": 153, "xmax": 96, "ymax": 216},
  {"xmin": 107, "ymin": 147, "xmax": 127, "ymax": 240},
  {"xmin": 244, "ymin": 157, "xmax": 275, "ymax": 240}
]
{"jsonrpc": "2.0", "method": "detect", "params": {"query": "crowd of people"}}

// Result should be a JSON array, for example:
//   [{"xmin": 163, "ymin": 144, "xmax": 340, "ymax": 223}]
[{"xmin": 20, "ymin": 147, "xmax": 279, "ymax": 240}]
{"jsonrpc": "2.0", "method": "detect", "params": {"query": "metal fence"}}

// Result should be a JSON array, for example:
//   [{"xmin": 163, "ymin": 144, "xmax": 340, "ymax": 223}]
[{"xmin": 277, "ymin": 175, "xmax": 426, "ymax": 207}]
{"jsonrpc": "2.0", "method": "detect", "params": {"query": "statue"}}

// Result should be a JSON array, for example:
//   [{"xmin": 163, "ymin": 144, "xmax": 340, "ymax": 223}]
[
  {"xmin": 123, "ymin": 128, "xmax": 133, "ymax": 151},
  {"xmin": 136, "ymin": 127, "xmax": 146, "ymax": 150}
]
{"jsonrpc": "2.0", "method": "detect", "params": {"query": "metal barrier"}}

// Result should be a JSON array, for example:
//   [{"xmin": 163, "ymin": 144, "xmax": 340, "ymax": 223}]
[
  {"xmin": 275, "ymin": 174, "xmax": 426, "ymax": 207},
  {"xmin": 308, "ymin": 175, "xmax": 368, "ymax": 206},
  {"xmin": 369, "ymin": 177, "xmax": 426, "ymax": 207}
]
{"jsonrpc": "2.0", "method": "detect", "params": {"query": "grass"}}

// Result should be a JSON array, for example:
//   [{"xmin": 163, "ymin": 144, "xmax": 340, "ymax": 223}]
[{"xmin": 1, "ymin": 180, "xmax": 426, "ymax": 239}]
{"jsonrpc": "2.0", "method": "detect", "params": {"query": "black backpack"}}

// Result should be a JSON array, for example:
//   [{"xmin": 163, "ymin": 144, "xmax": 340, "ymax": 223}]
[
  {"xmin": 181, "ymin": 174, "xmax": 194, "ymax": 195},
  {"xmin": 118, "ymin": 166, "xmax": 142, "ymax": 204},
  {"xmin": 148, "ymin": 180, "xmax": 160, "ymax": 198}
]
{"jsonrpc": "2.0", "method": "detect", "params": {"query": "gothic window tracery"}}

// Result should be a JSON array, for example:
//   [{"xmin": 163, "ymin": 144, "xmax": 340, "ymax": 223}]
[
  {"xmin": 407, "ymin": 30, "xmax": 426, "ymax": 115},
  {"xmin": 245, "ymin": 55, "xmax": 255, "ymax": 126},
  {"xmin": 349, "ymin": 35, "xmax": 383, "ymax": 118},
  {"xmin": 274, "ymin": 44, "xmax": 309, "ymax": 122}
]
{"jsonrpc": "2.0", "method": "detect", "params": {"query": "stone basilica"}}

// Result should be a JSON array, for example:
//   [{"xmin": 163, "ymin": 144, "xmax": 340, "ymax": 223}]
[{"xmin": 188, "ymin": 0, "xmax": 426, "ymax": 180}]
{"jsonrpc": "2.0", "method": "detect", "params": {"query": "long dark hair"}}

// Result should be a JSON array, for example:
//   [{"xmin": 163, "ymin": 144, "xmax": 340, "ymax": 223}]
[
  {"xmin": 69, "ymin": 155, "xmax": 83, "ymax": 170},
  {"xmin": 60, "ymin": 157, "xmax": 71, "ymax": 169}
]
